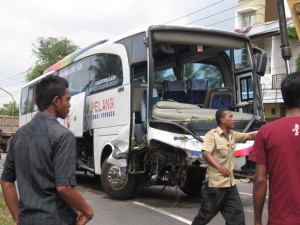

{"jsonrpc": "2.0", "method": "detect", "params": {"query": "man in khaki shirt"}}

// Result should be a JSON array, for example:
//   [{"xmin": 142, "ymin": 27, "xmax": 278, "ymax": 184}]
[{"xmin": 192, "ymin": 109, "xmax": 256, "ymax": 225}]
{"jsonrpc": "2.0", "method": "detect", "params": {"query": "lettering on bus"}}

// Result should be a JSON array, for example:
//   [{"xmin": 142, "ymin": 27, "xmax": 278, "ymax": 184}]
[
  {"xmin": 90, "ymin": 97, "xmax": 115, "ymax": 120},
  {"xmin": 95, "ymin": 75, "xmax": 117, "ymax": 85},
  {"xmin": 94, "ymin": 75, "xmax": 122, "ymax": 91},
  {"xmin": 60, "ymin": 63, "xmax": 83, "ymax": 77}
]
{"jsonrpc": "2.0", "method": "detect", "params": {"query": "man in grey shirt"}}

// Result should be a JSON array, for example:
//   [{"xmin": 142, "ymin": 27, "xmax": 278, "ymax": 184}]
[{"xmin": 1, "ymin": 75, "xmax": 93, "ymax": 225}]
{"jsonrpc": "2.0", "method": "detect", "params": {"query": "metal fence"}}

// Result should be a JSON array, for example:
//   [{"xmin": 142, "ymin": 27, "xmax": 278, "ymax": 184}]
[{"xmin": 261, "ymin": 73, "xmax": 286, "ymax": 102}]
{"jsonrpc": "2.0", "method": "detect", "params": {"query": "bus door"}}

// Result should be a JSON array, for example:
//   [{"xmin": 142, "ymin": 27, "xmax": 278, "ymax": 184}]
[{"xmin": 84, "ymin": 44, "xmax": 131, "ymax": 173}]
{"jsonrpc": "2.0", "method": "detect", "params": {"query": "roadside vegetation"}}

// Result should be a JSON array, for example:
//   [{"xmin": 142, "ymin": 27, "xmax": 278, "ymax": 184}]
[{"xmin": 26, "ymin": 37, "xmax": 79, "ymax": 81}]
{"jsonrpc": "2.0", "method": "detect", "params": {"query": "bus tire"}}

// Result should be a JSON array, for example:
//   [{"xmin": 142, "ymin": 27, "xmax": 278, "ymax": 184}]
[
  {"xmin": 101, "ymin": 158, "xmax": 140, "ymax": 200},
  {"xmin": 181, "ymin": 167, "xmax": 206, "ymax": 197}
]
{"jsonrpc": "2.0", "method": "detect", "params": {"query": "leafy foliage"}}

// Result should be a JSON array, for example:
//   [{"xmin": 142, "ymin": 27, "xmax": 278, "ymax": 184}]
[
  {"xmin": 0, "ymin": 102, "xmax": 19, "ymax": 116},
  {"xmin": 26, "ymin": 37, "xmax": 79, "ymax": 81},
  {"xmin": 288, "ymin": 26, "xmax": 298, "ymax": 42},
  {"xmin": 288, "ymin": 26, "xmax": 300, "ymax": 72}
]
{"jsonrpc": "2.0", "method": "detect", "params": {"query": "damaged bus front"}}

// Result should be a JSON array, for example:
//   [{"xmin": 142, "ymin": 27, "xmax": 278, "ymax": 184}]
[{"xmin": 101, "ymin": 25, "xmax": 267, "ymax": 199}]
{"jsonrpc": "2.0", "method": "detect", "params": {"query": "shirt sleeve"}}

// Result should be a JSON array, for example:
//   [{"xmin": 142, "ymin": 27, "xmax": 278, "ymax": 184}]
[
  {"xmin": 233, "ymin": 131, "xmax": 248, "ymax": 143},
  {"xmin": 202, "ymin": 131, "xmax": 215, "ymax": 153},
  {"xmin": 53, "ymin": 132, "xmax": 77, "ymax": 187},
  {"xmin": 248, "ymin": 129, "xmax": 267, "ymax": 166},
  {"xmin": 1, "ymin": 137, "xmax": 16, "ymax": 182}
]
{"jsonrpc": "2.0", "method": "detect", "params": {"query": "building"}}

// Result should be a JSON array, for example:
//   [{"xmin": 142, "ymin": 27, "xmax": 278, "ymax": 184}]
[{"xmin": 235, "ymin": 0, "xmax": 299, "ymax": 121}]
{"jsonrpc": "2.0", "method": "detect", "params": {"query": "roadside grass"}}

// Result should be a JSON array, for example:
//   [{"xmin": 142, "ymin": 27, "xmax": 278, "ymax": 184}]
[{"xmin": 0, "ymin": 192, "xmax": 14, "ymax": 225}]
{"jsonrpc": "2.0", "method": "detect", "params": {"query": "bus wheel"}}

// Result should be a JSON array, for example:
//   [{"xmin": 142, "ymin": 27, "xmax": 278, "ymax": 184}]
[
  {"xmin": 181, "ymin": 167, "xmax": 206, "ymax": 197},
  {"xmin": 101, "ymin": 158, "xmax": 140, "ymax": 200}
]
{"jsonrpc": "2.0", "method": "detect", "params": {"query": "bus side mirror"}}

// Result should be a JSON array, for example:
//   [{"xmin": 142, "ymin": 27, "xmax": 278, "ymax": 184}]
[{"xmin": 253, "ymin": 47, "xmax": 267, "ymax": 76}]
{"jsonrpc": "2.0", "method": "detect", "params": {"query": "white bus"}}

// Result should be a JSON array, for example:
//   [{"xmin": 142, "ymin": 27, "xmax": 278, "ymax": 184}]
[{"xmin": 20, "ymin": 25, "xmax": 267, "ymax": 199}]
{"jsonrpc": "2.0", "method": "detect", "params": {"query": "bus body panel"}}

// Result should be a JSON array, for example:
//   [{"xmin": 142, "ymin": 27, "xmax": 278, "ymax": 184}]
[
  {"xmin": 57, "ymin": 92, "xmax": 85, "ymax": 137},
  {"xmin": 147, "ymin": 126, "xmax": 202, "ymax": 156},
  {"xmin": 85, "ymin": 84, "xmax": 131, "ymax": 130}
]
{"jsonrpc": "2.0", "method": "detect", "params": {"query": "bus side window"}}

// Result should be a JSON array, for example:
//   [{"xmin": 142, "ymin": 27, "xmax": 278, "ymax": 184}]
[
  {"xmin": 89, "ymin": 53, "xmax": 123, "ymax": 92},
  {"xmin": 20, "ymin": 87, "xmax": 29, "ymax": 115},
  {"xmin": 28, "ymin": 86, "xmax": 35, "ymax": 113},
  {"xmin": 59, "ymin": 57, "xmax": 91, "ymax": 96}
]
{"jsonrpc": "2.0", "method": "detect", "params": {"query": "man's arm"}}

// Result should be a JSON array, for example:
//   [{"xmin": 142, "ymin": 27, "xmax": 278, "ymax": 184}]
[
  {"xmin": 56, "ymin": 185, "xmax": 93, "ymax": 225},
  {"xmin": 202, "ymin": 150, "xmax": 231, "ymax": 177},
  {"xmin": 252, "ymin": 163, "xmax": 267, "ymax": 225},
  {"xmin": 246, "ymin": 131, "xmax": 257, "ymax": 140},
  {"xmin": 0, "ymin": 180, "xmax": 18, "ymax": 225}
]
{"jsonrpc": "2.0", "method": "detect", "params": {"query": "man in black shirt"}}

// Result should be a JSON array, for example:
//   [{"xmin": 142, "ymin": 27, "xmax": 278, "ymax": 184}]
[{"xmin": 1, "ymin": 75, "xmax": 93, "ymax": 225}]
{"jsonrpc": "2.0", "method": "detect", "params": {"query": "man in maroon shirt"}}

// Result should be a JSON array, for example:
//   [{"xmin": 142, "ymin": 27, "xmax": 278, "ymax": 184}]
[{"xmin": 249, "ymin": 72, "xmax": 300, "ymax": 225}]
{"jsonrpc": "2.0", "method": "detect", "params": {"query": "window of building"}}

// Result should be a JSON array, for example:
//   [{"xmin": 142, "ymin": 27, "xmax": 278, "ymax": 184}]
[{"xmin": 243, "ymin": 13, "xmax": 255, "ymax": 27}]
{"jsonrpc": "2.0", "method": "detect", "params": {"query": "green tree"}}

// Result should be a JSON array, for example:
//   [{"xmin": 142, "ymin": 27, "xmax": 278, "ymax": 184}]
[
  {"xmin": 0, "ymin": 102, "xmax": 19, "ymax": 116},
  {"xmin": 26, "ymin": 37, "xmax": 79, "ymax": 81},
  {"xmin": 288, "ymin": 26, "xmax": 300, "ymax": 71}
]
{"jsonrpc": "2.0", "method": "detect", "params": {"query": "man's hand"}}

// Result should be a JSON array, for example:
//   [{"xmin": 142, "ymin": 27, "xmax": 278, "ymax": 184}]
[
  {"xmin": 216, "ymin": 165, "xmax": 231, "ymax": 177},
  {"xmin": 56, "ymin": 185, "xmax": 93, "ymax": 224},
  {"xmin": 254, "ymin": 222, "xmax": 263, "ymax": 225},
  {"xmin": 76, "ymin": 211, "xmax": 92, "ymax": 225},
  {"xmin": 202, "ymin": 150, "xmax": 231, "ymax": 177}
]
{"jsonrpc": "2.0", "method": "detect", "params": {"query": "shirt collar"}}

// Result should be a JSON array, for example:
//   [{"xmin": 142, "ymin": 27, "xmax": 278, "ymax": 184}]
[
  {"xmin": 34, "ymin": 111, "xmax": 58, "ymax": 122},
  {"xmin": 216, "ymin": 126, "xmax": 224, "ymax": 135},
  {"xmin": 216, "ymin": 126, "xmax": 233, "ymax": 136}
]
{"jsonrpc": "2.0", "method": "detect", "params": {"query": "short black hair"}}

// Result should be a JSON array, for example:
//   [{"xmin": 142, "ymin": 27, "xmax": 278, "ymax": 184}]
[
  {"xmin": 215, "ymin": 108, "xmax": 229, "ymax": 126},
  {"xmin": 281, "ymin": 72, "xmax": 300, "ymax": 109},
  {"xmin": 35, "ymin": 75, "xmax": 69, "ymax": 111}
]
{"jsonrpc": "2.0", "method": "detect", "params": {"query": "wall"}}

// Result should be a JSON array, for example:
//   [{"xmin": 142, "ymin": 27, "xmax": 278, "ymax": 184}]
[
  {"xmin": 264, "ymin": 103, "xmax": 285, "ymax": 121},
  {"xmin": 236, "ymin": 0, "xmax": 266, "ymax": 28},
  {"xmin": 265, "ymin": 0, "xmax": 278, "ymax": 22}
]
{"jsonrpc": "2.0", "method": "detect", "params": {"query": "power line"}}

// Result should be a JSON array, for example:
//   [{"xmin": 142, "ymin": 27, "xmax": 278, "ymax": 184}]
[
  {"xmin": 1, "ymin": 77, "xmax": 26, "ymax": 86},
  {"xmin": 164, "ymin": 0, "xmax": 225, "ymax": 24},
  {"xmin": 205, "ymin": 5, "xmax": 265, "ymax": 27},
  {"xmin": 0, "ymin": 71, "xmax": 26, "ymax": 82},
  {"xmin": 185, "ymin": 0, "xmax": 253, "ymax": 25},
  {"xmin": 0, "ymin": 73, "xmax": 26, "ymax": 87}
]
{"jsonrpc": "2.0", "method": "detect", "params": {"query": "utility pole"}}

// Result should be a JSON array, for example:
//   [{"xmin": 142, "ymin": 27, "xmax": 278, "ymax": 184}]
[
  {"xmin": 0, "ymin": 87, "xmax": 15, "ymax": 116},
  {"xmin": 277, "ymin": 0, "xmax": 292, "ymax": 74}
]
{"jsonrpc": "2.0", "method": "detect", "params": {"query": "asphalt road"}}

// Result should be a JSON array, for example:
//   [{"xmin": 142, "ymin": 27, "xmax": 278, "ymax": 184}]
[
  {"xmin": 0, "ymin": 153, "xmax": 268, "ymax": 225},
  {"xmin": 75, "ymin": 172, "xmax": 268, "ymax": 225}
]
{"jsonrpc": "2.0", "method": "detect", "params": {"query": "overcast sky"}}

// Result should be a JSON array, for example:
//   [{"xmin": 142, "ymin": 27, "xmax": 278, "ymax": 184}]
[
  {"xmin": 1, "ymin": 0, "xmax": 291, "ymax": 108},
  {"xmin": 0, "ymin": 0, "xmax": 240, "ymax": 106}
]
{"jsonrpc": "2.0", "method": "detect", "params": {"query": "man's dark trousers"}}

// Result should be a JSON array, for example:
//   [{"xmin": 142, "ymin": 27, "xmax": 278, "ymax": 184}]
[{"xmin": 192, "ymin": 182, "xmax": 245, "ymax": 225}]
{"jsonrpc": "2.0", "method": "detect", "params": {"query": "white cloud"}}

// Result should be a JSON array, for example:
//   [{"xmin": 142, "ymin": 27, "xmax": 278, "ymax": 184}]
[{"xmin": 0, "ymin": 0, "xmax": 237, "ymax": 106}]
